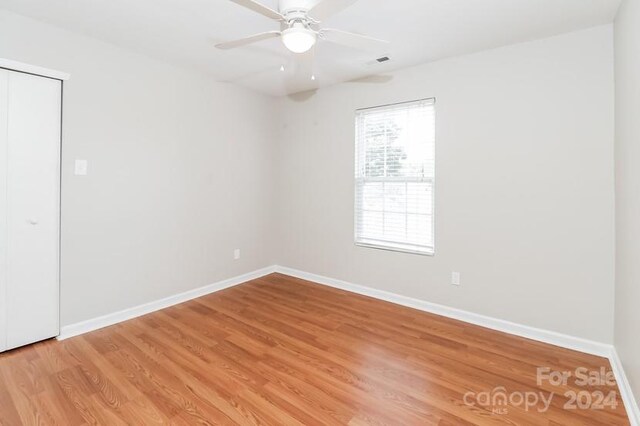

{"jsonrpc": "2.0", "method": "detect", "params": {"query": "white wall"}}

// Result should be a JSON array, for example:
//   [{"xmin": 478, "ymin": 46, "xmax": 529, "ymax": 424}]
[
  {"xmin": 0, "ymin": 9, "xmax": 619, "ymax": 347},
  {"xmin": 276, "ymin": 26, "xmax": 616, "ymax": 343},
  {"xmin": 614, "ymin": 0, "xmax": 640, "ymax": 407},
  {"xmin": 0, "ymin": 10, "xmax": 278, "ymax": 327}
]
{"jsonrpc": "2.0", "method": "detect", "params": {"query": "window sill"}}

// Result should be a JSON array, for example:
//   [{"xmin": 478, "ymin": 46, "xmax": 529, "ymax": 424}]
[{"xmin": 355, "ymin": 241, "xmax": 435, "ymax": 257}]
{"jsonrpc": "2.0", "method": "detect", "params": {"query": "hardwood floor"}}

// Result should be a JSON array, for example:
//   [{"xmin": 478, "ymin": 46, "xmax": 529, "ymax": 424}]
[{"xmin": 0, "ymin": 273, "xmax": 630, "ymax": 425}]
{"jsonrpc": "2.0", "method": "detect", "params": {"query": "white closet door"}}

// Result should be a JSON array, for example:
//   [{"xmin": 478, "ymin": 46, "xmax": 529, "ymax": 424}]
[
  {"xmin": 0, "ymin": 70, "xmax": 8, "ymax": 352},
  {"xmin": 5, "ymin": 71, "xmax": 61, "ymax": 350}
]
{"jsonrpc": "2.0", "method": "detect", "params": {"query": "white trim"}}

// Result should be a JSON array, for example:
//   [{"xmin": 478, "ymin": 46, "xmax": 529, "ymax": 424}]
[
  {"xmin": 0, "ymin": 59, "xmax": 70, "ymax": 81},
  {"xmin": 609, "ymin": 347, "xmax": 640, "ymax": 426},
  {"xmin": 274, "ymin": 265, "xmax": 613, "ymax": 357},
  {"xmin": 0, "ymin": 70, "xmax": 7, "ymax": 352},
  {"xmin": 57, "ymin": 266, "xmax": 276, "ymax": 340},
  {"xmin": 275, "ymin": 266, "xmax": 640, "ymax": 423},
  {"xmin": 55, "ymin": 263, "xmax": 637, "ymax": 424}
]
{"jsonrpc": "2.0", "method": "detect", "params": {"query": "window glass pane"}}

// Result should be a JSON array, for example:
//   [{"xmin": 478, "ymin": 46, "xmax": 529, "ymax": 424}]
[
  {"xmin": 383, "ymin": 182, "xmax": 406, "ymax": 213},
  {"xmin": 384, "ymin": 212, "xmax": 407, "ymax": 242},
  {"xmin": 360, "ymin": 210, "xmax": 383, "ymax": 240},
  {"xmin": 361, "ymin": 182, "xmax": 383, "ymax": 211},
  {"xmin": 355, "ymin": 99, "xmax": 435, "ymax": 255},
  {"xmin": 406, "ymin": 214, "xmax": 431, "ymax": 246},
  {"xmin": 407, "ymin": 183, "xmax": 433, "ymax": 215}
]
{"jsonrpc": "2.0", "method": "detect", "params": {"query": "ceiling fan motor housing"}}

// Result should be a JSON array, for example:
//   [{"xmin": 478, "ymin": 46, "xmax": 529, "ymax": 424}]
[
  {"xmin": 278, "ymin": 0, "xmax": 312, "ymax": 16},
  {"xmin": 278, "ymin": 1, "xmax": 319, "ymax": 35}
]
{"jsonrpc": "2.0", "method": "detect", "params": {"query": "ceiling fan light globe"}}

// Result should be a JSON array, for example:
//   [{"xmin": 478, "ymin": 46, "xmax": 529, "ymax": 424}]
[{"xmin": 282, "ymin": 27, "xmax": 317, "ymax": 53}]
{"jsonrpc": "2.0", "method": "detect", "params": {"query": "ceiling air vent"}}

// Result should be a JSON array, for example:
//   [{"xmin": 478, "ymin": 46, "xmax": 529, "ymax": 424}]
[{"xmin": 366, "ymin": 56, "xmax": 391, "ymax": 66}]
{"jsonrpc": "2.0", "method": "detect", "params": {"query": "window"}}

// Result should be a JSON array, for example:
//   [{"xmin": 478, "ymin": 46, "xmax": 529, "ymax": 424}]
[{"xmin": 355, "ymin": 98, "xmax": 435, "ymax": 255}]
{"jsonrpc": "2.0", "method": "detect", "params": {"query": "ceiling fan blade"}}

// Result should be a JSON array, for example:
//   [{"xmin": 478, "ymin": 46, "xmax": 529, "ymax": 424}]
[
  {"xmin": 308, "ymin": 0, "xmax": 359, "ymax": 21},
  {"xmin": 228, "ymin": 0, "xmax": 284, "ymax": 21},
  {"xmin": 215, "ymin": 31, "xmax": 281, "ymax": 50},
  {"xmin": 320, "ymin": 28, "xmax": 389, "ymax": 51}
]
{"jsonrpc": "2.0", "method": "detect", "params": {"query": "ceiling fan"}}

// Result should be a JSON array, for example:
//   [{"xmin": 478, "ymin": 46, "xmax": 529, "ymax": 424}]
[{"xmin": 216, "ymin": 0, "xmax": 389, "ymax": 54}]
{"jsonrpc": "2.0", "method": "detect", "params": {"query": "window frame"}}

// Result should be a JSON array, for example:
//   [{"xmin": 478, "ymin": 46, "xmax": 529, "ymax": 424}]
[{"xmin": 354, "ymin": 98, "xmax": 436, "ymax": 256}]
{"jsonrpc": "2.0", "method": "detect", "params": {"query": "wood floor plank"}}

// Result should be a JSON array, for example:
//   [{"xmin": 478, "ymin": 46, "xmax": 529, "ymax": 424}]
[{"xmin": 0, "ymin": 273, "xmax": 631, "ymax": 425}]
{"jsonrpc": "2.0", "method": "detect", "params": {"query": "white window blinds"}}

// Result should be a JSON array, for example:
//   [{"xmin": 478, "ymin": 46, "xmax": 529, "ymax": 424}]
[{"xmin": 355, "ymin": 98, "xmax": 435, "ymax": 255}]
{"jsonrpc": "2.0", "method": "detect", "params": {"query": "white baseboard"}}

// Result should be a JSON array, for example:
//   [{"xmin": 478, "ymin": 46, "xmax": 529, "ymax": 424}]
[
  {"xmin": 274, "ymin": 265, "xmax": 640, "ymax": 424},
  {"xmin": 609, "ymin": 347, "xmax": 640, "ymax": 426},
  {"xmin": 274, "ymin": 265, "xmax": 613, "ymax": 358},
  {"xmin": 59, "ymin": 263, "xmax": 613, "ymax": 356},
  {"xmin": 57, "ymin": 265, "xmax": 277, "ymax": 340},
  {"xmin": 275, "ymin": 265, "xmax": 640, "ymax": 424},
  {"xmin": 56, "ymin": 263, "xmax": 638, "ymax": 425}
]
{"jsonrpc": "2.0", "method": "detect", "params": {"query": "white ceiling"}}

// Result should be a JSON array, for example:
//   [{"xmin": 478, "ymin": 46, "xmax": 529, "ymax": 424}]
[{"xmin": 0, "ymin": 0, "xmax": 621, "ymax": 96}]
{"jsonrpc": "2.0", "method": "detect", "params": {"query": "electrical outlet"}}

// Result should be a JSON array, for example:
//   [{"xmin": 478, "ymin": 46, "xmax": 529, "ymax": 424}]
[
  {"xmin": 451, "ymin": 272, "xmax": 461, "ymax": 286},
  {"xmin": 74, "ymin": 159, "xmax": 88, "ymax": 176},
  {"xmin": 233, "ymin": 249, "xmax": 240, "ymax": 260}
]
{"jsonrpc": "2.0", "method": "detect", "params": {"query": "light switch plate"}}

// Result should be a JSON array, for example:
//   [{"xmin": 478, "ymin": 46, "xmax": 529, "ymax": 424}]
[
  {"xmin": 74, "ymin": 159, "xmax": 88, "ymax": 176},
  {"xmin": 451, "ymin": 272, "xmax": 461, "ymax": 286}
]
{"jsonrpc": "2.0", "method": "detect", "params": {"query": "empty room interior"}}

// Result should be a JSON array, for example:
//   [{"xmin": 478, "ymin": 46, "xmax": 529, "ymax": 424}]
[{"xmin": 0, "ymin": 0, "xmax": 639, "ymax": 424}]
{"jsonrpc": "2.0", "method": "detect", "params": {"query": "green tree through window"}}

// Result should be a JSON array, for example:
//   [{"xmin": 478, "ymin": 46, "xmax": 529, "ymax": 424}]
[{"xmin": 364, "ymin": 121, "xmax": 406, "ymax": 177}]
